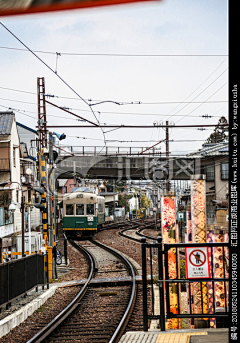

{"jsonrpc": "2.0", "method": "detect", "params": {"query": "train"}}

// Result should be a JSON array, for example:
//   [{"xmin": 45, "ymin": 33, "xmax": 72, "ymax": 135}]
[{"xmin": 62, "ymin": 191, "xmax": 105, "ymax": 238}]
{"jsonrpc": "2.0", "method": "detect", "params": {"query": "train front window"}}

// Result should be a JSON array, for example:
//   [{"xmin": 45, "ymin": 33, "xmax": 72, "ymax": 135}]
[
  {"xmin": 76, "ymin": 204, "xmax": 84, "ymax": 215},
  {"xmin": 87, "ymin": 204, "xmax": 94, "ymax": 215},
  {"xmin": 66, "ymin": 204, "xmax": 74, "ymax": 216},
  {"xmin": 98, "ymin": 203, "xmax": 104, "ymax": 213}
]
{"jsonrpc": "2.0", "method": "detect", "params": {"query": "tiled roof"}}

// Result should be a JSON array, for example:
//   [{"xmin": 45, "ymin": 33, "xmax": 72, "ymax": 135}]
[
  {"xmin": 16, "ymin": 122, "xmax": 38, "ymax": 134},
  {"xmin": 188, "ymin": 141, "xmax": 229, "ymax": 157},
  {"xmin": 0, "ymin": 112, "xmax": 14, "ymax": 135}
]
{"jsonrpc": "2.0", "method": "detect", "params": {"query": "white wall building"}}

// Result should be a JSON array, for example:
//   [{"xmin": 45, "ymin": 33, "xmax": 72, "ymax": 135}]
[{"xmin": 0, "ymin": 112, "xmax": 22, "ymax": 239}]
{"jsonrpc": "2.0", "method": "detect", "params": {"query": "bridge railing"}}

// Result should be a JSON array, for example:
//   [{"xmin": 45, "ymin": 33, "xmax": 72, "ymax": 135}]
[{"xmin": 57, "ymin": 145, "xmax": 163, "ymax": 157}]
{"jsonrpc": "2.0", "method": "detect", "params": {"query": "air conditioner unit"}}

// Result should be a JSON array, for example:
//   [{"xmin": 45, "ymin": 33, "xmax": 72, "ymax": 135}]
[{"xmin": 21, "ymin": 176, "xmax": 26, "ymax": 183}]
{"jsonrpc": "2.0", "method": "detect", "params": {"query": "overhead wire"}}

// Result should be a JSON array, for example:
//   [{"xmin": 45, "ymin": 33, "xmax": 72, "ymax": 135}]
[
  {"xmin": 0, "ymin": 46, "xmax": 228, "ymax": 57},
  {"xmin": 167, "ymin": 68, "xmax": 228, "ymax": 121},
  {"xmin": 165, "ymin": 58, "xmax": 228, "ymax": 120},
  {"xmin": 0, "ymin": 25, "xmax": 228, "ymax": 154},
  {"xmin": 0, "ymin": 94, "xmax": 226, "ymax": 119},
  {"xmin": 165, "ymin": 58, "xmax": 228, "ymax": 143},
  {"xmin": 0, "ymin": 21, "xmax": 107, "ymax": 147},
  {"xmin": 0, "ymin": 85, "xmax": 227, "ymax": 107}
]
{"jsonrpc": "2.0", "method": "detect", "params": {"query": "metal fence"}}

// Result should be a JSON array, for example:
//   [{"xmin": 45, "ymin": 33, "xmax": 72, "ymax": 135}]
[
  {"xmin": 141, "ymin": 238, "xmax": 229, "ymax": 331},
  {"xmin": 0, "ymin": 253, "xmax": 46, "ymax": 308}
]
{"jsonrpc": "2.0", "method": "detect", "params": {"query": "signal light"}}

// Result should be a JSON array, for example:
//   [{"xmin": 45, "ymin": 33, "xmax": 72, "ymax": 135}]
[
  {"xmin": 33, "ymin": 186, "xmax": 46, "ymax": 211},
  {"xmin": 53, "ymin": 132, "xmax": 66, "ymax": 140},
  {"xmin": 33, "ymin": 203, "xmax": 46, "ymax": 211},
  {"xmin": 33, "ymin": 187, "xmax": 45, "ymax": 195}
]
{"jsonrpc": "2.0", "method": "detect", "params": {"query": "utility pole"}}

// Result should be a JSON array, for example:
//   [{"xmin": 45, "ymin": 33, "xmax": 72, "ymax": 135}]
[
  {"xmin": 37, "ymin": 77, "xmax": 47, "ymax": 150},
  {"xmin": 166, "ymin": 121, "xmax": 170, "ymax": 191},
  {"xmin": 37, "ymin": 77, "xmax": 48, "ymax": 251},
  {"xmin": 48, "ymin": 132, "xmax": 54, "ymax": 248}
]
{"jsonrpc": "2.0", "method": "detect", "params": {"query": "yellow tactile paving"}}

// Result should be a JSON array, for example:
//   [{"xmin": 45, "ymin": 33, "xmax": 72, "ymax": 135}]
[
  {"xmin": 184, "ymin": 332, "xmax": 208, "ymax": 336},
  {"xmin": 156, "ymin": 332, "xmax": 208, "ymax": 343}
]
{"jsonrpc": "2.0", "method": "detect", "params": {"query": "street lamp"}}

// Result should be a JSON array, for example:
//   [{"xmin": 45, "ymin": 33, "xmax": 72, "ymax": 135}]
[{"xmin": 0, "ymin": 181, "xmax": 25, "ymax": 257}]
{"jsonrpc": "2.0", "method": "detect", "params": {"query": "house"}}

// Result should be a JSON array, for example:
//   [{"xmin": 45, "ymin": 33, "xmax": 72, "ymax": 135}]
[
  {"xmin": 188, "ymin": 141, "xmax": 229, "ymax": 227},
  {"xmin": 0, "ymin": 112, "xmax": 22, "ymax": 256},
  {"xmin": 0, "ymin": 112, "xmax": 41, "ymax": 260},
  {"xmin": 16, "ymin": 122, "xmax": 41, "ymax": 233},
  {"xmin": 188, "ymin": 141, "xmax": 229, "ymax": 202}
]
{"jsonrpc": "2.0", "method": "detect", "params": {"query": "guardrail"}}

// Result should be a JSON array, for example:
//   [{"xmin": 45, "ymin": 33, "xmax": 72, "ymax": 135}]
[
  {"xmin": 141, "ymin": 239, "xmax": 229, "ymax": 331},
  {"xmin": 0, "ymin": 253, "xmax": 46, "ymax": 308}
]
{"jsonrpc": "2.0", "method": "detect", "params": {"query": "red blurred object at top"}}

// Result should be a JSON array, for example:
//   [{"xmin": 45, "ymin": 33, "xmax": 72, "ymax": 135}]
[{"xmin": 0, "ymin": 0, "xmax": 160, "ymax": 17}]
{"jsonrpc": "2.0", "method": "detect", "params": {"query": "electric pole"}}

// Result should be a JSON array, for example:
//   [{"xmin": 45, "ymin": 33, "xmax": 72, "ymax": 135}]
[{"xmin": 37, "ymin": 77, "xmax": 48, "ymax": 250}]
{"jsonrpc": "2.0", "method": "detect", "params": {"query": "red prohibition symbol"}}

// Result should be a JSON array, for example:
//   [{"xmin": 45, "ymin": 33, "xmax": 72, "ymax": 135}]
[{"xmin": 189, "ymin": 249, "xmax": 206, "ymax": 267}]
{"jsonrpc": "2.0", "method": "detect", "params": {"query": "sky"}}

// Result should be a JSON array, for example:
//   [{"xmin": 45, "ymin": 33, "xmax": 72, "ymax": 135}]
[{"xmin": 0, "ymin": 0, "xmax": 229, "ymax": 157}]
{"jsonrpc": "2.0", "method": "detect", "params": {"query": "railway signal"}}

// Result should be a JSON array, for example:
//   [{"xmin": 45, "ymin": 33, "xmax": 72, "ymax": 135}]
[{"xmin": 33, "ymin": 187, "xmax": 46, "ymax": 212}]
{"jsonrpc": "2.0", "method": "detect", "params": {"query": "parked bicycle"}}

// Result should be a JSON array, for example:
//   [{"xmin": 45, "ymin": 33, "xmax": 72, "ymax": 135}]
[{"xmin": 53, "ymin": 241, "xmax": 62, "ymax": 265}]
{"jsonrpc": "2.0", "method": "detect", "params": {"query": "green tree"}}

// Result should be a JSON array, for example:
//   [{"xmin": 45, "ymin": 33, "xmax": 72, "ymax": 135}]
[{"xmin": 203, "ymin": 116, "xmax": 228, "ymax": 145}]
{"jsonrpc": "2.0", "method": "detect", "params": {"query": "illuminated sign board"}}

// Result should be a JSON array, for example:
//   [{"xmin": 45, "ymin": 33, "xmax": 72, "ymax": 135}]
[{"xmin": 0, "ymin": 0, "xmax": 160, "ymax": 17}]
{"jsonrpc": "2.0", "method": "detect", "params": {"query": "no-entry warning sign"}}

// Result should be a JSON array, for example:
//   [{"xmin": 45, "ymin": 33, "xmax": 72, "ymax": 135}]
[{"xmin": 185, "ymin": 247, "xmax": 210, "ymax": 279}]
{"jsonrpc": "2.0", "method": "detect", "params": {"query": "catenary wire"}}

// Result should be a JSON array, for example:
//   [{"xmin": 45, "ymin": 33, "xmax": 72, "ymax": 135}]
[{"xmin": 0, "ymin": 22, "xmax": 107, "ymax": 146}]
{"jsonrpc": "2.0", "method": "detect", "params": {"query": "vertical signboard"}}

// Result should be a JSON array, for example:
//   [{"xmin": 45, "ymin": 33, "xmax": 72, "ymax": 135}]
[
  {"xmin": 190, "ymin": 175, "xmax": 208, "ymax": 318},
  {"xmin": 161, "ymin": 192, "xmax": 179, "ymax": 329}
]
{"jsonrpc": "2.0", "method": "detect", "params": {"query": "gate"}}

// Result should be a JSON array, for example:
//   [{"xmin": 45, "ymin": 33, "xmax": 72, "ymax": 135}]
[{"xmin": 141, "ymin": 238, "xmax": 229, "ymax": 331}]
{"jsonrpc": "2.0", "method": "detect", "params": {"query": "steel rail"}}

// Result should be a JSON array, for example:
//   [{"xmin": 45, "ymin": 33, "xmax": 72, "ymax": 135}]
[
  {"xmin": 118, "ymin": 221, "xmax": 156, "ymax": 243},
  {"xmin": 26, "ymin": 240, "xmax": 95, "ymax": 343},
  {"xmin": 91, "ymin": 238, "xmax": 137, "ymax": 343}
]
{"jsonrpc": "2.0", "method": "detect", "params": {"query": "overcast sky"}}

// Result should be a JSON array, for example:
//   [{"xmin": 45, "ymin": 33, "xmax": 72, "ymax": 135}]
[{"xmin": 0, "ymin": 0, "xmax": 228, "ymax": 156}]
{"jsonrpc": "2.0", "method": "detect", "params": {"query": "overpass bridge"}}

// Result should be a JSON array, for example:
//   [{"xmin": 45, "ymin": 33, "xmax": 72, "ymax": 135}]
[{"xmin": 54, "ymin": 145, "xmax": 200, "ymax": 181}]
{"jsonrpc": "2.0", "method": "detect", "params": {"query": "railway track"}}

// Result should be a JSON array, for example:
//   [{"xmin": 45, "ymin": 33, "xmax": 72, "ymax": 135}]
[
  {"xmin": 117, "ymin": 220, "xmax": 185, "ymax": 263},
  {"xmin": 27, "ymin": 239, "xmax": 137, "ymax": 343},
  {"xmin": 119, "ymin": 220, "xmax": 161, "ymax": 243}
]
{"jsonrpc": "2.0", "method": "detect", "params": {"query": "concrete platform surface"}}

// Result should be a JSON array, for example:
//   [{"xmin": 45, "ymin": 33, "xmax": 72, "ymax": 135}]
[{"xmin": 119, "ymin": 329, "xmax": 229, "ymax": 343}]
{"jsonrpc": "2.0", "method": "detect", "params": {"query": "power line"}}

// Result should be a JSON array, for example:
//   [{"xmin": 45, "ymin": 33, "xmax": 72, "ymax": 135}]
[
  {"xmin": 0, "ymin": 22, "xmax": 107, "ymax": 145},
  {"xmin": 46, "ymin": 124, "xmax": 228, "ymax": 129},
  {"xmin": 167, "ymin": 68, "xmax": 228, "ymax": 121},
  {"xmin": 0, "ymin": 95, "xmax": 227, "ymax": 120},
  {"xmin": 0, "ymin": 46, "xmax": 228, "ymax": 57},
  {"xmin": 0, "ymin": 104, "xmax": 36, "ymax": 119},
  {"xmin": 174, "ymin": 82, "xmax": 228, "ymax": 124},
  {"xmin": 0, "ymin": 85, "xmax": 227, "ymax": 107}
]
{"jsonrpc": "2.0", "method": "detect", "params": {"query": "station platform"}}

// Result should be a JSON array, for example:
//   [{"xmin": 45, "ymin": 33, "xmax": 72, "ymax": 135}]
[{"xmin": 119, "ymin": 329, "xmax": 228, "ymax": 343}]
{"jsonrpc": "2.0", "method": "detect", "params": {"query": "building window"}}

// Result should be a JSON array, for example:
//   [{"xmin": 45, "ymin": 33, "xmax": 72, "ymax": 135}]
[
  {"xmin": 28, "ymin": 189, "xmax": 32, "ymax": 203},
  {"xmin": 13, "ymin": 148, "xmax": 16, "ymax": 167},
  {"xmin": 221, "ymin": 163, "xmax": 229, "ymax": 180},
  {"xmin": 206, "ymin": 165, "xmax": 215, "ymax": 181}
]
